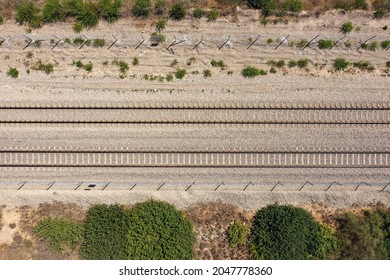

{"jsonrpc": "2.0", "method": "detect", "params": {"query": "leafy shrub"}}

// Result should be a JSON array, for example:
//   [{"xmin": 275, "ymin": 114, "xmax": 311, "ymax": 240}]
[
  {"xmin": 241, "ymin": 66, "xmax": 261, "ymax": 77},
  {"xmin": 132, "ymin": 0, "xmax": 151, "ymax": 17},
  {"xmin": 98, "ymin": 0, "xmax": 123, "ymax": 22},
  {"xmin": 166, "ymin": 73, "xmax": 174, "ymax": 81},
  {"xmin": 132, "ymin": 57, "xmax": 139, "ymax": 66},
  {"xmin": 113, "ymin": 60, "xmax": 129, "ymax": 74},
  {"xmin": 155, "ymin": 18, "xmax": 167, "ymax": 32},
  {"xmin": 169, "ymin": 1, "xmax": 186, "ymax": 20},
  {"xmin": 73, "ymin": 21, "xmax": 83, "ymax": 32},
  {"xmin": 267, "ymin": 59, "xmax": 285, "ymax": 68},
  {"xmin": 170, "ymin": 59, "xmax": 178, "ymax": 67},
  {"xmin": 318, "ymin": 39, "xmax": 334, "ymax": 49},
  {"xmin": 64, "ymin": 0, "xmax": 84, "ymax": 17},
  {"xmin": 203, "ymin": 69, "xmax": 211, "ymax": 78},
  {"xmin": 296, "ymin": 39, "xmax": 308, "ymax": 48},
  {"xmin": 335, "ymin": 210, "xmax": 390, "ymax": 259},
  {"xmin": 92, "ymin": 38, "xmax": 106, "ymax": 47},
  {"xmin": 266, "ymin": 38, "xmax": 273, "ymax": 44},
  {"xmin": 297, "ymin": 58, "xmax": 309, "ymax": 69},
  {"xmin": 208, "ymin": 9, "xmax": 219, "ymax": 21},
  {"xmin": 36, "ymin": 60, "xmax": 54, "ymax": 74},
  {"xmin": 126, "ymin": 200, "xmax": 194, "ymax": 259},
  {"xmin": 186, "ymin": 57, "xmax": 196, "ymax": 66},
  {"xmin": 33, "ymin": 217, "xmax": 83, "ymax": 252},
  {"xmin": 353, "ymin": 60, "xmax": 375, "ymax": 71},
  {"xmin": 361, "ymin": 41, "xmax": 377, "ymax": 51},
  {"xmin": 283, "ymin": 0, "xmax": 303, "ymax": 12},
  {"xmin": 288, "ymin": 60, "xmax": 297, "ymax": 67},
  {"xmin": 247, "ymin": 0, "xmax": 277, "ymax": 16},
  {"xmin": 150, "ymin": 32, "xmax": 166, "ymax": 43},
  {"xmin": 211, "ymin": 59, "xmax": 227, "ymax": 69},
  {"xmin": 249, "ymin": 204, "xmax": 336, "ymax": 259},
  {"xmin": 154, "ymin": 0, "xmax": 167, "ymax": 15},
  {"xmin": 381, "ymin": 40, "xmax": 390, "ymax": 49},
  {"xmin": 74, "ymin": 60, "xmax": 93, "ymax": 72},
  {"xmin": 228, "ymin": 221, "xmax": 250, "ymax": 247},
  {"xmin": 373, "ymin": 9, "xmax": 387, "ymax": 18},
  {"xmin": 77, "ymin": 1, "xmax": 99, "ymax": 27},
  {"xmin": 354, "ymin": 0, "xmax": 367, "ymax": 9},
  {"xmin": 0, "ymin": 14, "xmax": 3, "ymax": 25},
  {"xmin": 270, "ymin": 67, "xmax": 277, "ymax": 73},
  {"xmin": 7, "ymin": 68, "xmax": 19, "ymax": 78},
  {"xmin": 73, "ymin": 37, "xmax": 85, "ymax": 45},
  {"xmin": 175, "ymin": 68, "xmax": 186, "ymax": 79},
  {"xmin": 387, "ymin": 61, "xmax": 390, "ymax": 68},
  {"xmin": 42, "ymin": 0, "xmax": 65, "ymax": 23},
  {"xmin": 341, "ymin": 21, "xmax": 354, "ymax": 33},
  {"xmin": 193, "ymin": 8, "xmax": 205, "ymax": 18},
  {"xmin": 32, "ymin": 40, "xmax": 42, "ymax": 48},
  {"xmin": 333, "ymin": 57, "xmax": 350, "ymax": 71},
  {"xmin": 80, "ymin": 204, "xmax": 129, "ymax": 259},
  {"xmin": 15, "ymin": 1, "xmax": 40, "ymax": 26}
]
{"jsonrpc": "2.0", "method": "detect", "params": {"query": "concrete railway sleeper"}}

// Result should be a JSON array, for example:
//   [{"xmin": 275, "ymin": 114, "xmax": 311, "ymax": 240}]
[{"xmin": 0, "ymin": 152, "xmax": 389, "ymax": 168}]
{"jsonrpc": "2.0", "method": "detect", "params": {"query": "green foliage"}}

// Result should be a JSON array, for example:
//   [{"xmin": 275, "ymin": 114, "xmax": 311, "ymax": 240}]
[
  {"xmin": 175, "ymin": 68, "xmax": 186, "ymax": 79},
  {"xmin": 170, "ymin": 59, "xmax": 178, "ymax": 67},
  {"xmin": 80, "ymin": 204, "xmax": 129, "ymax": 259},
  {"xmin": 361, "ymin": 41, "xmax": 377, "ymax": 51},
  {"xmin": 354, "ymin": 0, "xmax": 367, "ymax": 9},
  {"xmin": 77, "ymin": 1, "xmax": 99, "ymax": 27},
  {"xmin": 132, "ymin": 0, "xmax": 151, "ymax": 17},
  {"xmin": 73, "ymin": 36, "xmax": 85, "ymax": 45},
  {"xmin": 155, "ymin": 18, "xmax": 167, "ymax": 32},
  {"xmin": 208, "ymin": 9, "xmax": 219, "ymax": 21},
  {"xmin": 288, "ymin": 60, "xmax": 297, "ymax": 67},
  {"xmin": 333, "ymin": 57, "xmax": 350, "ymax": 71},
  {"xmin": 73, "ymin": 21, "xmax": 84, "ymax": 32},
  {"xmin": 169, "ymin": 1, "xmax": 186, "ymax": 20},
  {"xmin": 373, "ymin": 0, "xmax": 390, "ymax": 11},
  {"xmin": 203, "ymin": 69, "xmax": 212, "ymax": 78},
  {"xmin": 266, "ymin": 38, "xmax": 273, "ymax": 44},
  {"xmin": 98, "ymin": 0, "xmax": 123, "ymax": 22},
  {"xmin": 165, "ymin": 73, "xmax": 174, "ymax": 81},
  {"xmin": 74, "ymin": 60, "xmax": 93, "ymax": 72},
  {"xmin": 0, "ymin": 14, "xmax": 3, "ymax": 25},
  {"xmin": 296, "ymin": 39, "xmax": 308, "ymax": 48},
  {"xmin": 132, "ymin": 57, "xmax": 139, "ymax": 66},
  {"xmin": 42, "ymin": 0, "xmax": 65, "ymax": 23},
  {"xmin": 283, "ymin": 0, "xmax": 303, "ymax": 12},
  {"xmin": 150, "ymin": 32, "xmax": 166, "ymax": 43},
  {"xmin": 15, "ymin": 1, "xmax": 41, "ymax": 27},
  {"xmin": 270, "ymin": 67, "xmax": 277, "ymax": 73},
  {"xmin": 247, "ymin": 0, "xmax": 277, "ymax": 16},
  {"xmin": 126, "ymin": 200, "xmax": 194, "ymax": 260},
  {"xmin": 373, "ymin": 9, "xmax": 387, "ymax": 18},
  {"xmin": 381, "ymin": 41, "xmax": 390, "ymax": 49},
  {"xmin": 353, "ymin": 60, "xmax": 375, "ymax": 72},
  {"xmin": 297, "ymin": 58, "xmax": 309, "ymax": 69},
  {"xmin": 7, "ymin": 67, "xmax": 19, "ymax": 78},
  {"xmin": 37, "ymin": 60, "xmax": 54, "ymax": 74},
  {"xmin": 154, "ymin": 0, "xmax": 167, "ymax": 15},
  {"xmin": 92, "ymin": 38, "xmax": 106, "ymax": 47},
  {"xmin": 318, "ymin": 39, "xmax": 334, "ymax": 49},
  {"xmin": 33, "ymin": 217, "xmax": 84, "ymax": 252},
  {"xmin": 228, "ymin": 221, "xmax": 250, "ymax": 247},
  {"xmin": 341, "ymin": 21, "xmax": 354, "ymax": 34},
  {"xmin": 387, "ymin": 61, "xmax": 390, "ymax": 68},
  {"xmin": 319, "ymin": 224, "xmax": 340, "ymax": 258},
  {"xmin": 249, "ymin": 204, "xmax": 335, "ymax": 260},
  {"xmin": 186, "ymin": 56, "xmax": 196, "ymax": 66},
  {"xmin": 64, "ymin": 0, "xmax": 84, "ymax": 17},
  {"xmin": 241, "ymin": 66, "xmax": 261, "ymax": 77},
  {"xmin": 193, "ymin": 8, "xmax": 205, "ymax": 19},
  {"xmin": 32, "ymin": 40, "xmax": 42, "ymax": 48},
  {"xmin": 211, "ymin": 59, "xmax": 227, "ymax": 69},
  {"xmin": 268, "ymin": 59, "xmax": 285, "ymax": 68},
  {"xmin": 113, "ymin": 60, "xmax": 129, "ymax": 74},
  {"xmin": 335, "ymin": 210, "xmax": 390, "ymax": 259}
]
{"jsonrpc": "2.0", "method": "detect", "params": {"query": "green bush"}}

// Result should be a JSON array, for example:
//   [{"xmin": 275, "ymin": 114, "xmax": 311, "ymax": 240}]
[
  {"xmin": 211, "ymin": 59, "xmax": 227, "ymax": 69},
  {"xmin": 228, "ymin": 221, "xmax": 250, "ymax": 247},
  {"xmin": 333, "ymin": 58, "xmax": 350, "ymax": 71},
  {"xmin": 297, "ymin": 58, "xmax": 309, "ymax": 69},
  {"xmin": 77, "ymin": 1, "xmax": 99, "ymax": 27},
  {"xmin": 186, "ymin": 57, "xmax": 196, "ymax": 66},
  {"xmin": 354, "ymin": 0, "xmax": 367, "ymax": 9},
  {"xmin": 247, "ymin": 0, "xmax": 277, "ymax": 16},
  {"xmin": 98, "ymin": 0, "xmax": 123, "ymax": 22},
  {"xmin": 175, "ymin": 68, "xmax": 186, "ymax": 79},
  {"xmin": 74, "ymin": 60, "xmax": 93, "ymax": 72},
  {"xmin": 64, "ymin": 0, "xmax": 84, "ymax": 17},
  {"xmin": 118, "ymin": 60, "xmax": 129, "ymax": 74},
  {"xmin": 283, "ymin": 0, "xmax": 303, "ymax": 12},
  {"xmin": 132, "ymin": 57, "xmax": 139, "ymax": 66},
  {"xmin": 270, "ymin": 67, "xmax": 277, "ymax": 73},
  {"xmin": 335, "ymin": 210, "xmax": 390, "ymax": 259},
  {"xmin": 132, "ymin": 0, "xmax": 151, "ymax": 17},
  {"xmin": 381, "ymin": 40, "xmax": 390, "ymax": 49},
  {"xmin": 7, "ymin": 68, "xmax": 19, "ymax": 78},
  {"xmin": 80, "ymin": 204, "xmax": 129, "ymax": 259},
  {"xmin": 296, "ymin": 39, "xmax": 308, "ymax": 48},
  {"xmin": 318, "ymin": 39, "xmax": 334, "ymax": 49},
  {"xmin": 154, "ymin": 0, "xmax": 167, "ymax": 15},
  {"xmin": 361, "ymin": 41, "xmax": 378, "ymax": 51},
  {"xmin": 155, "ymin": 18, "xmax": 167, "ymax": 32},
  {"xmin": 208, "ymin": 9, "xmax": 219, "ymax": 21},
  {"xmin": 126, "ymin": 200, "xmax": 194, "ymax": 260},
  {"xmin": 0, "ymin": 14, "xmax": 3, "ymax": 25},
  {"xmin": 193, "ymin": 8, "xmax": 205, "ymax": 19},
  {"xmin": 166, "ymin": 73, "xmax": 174, "ymax": 81},
  {"xmin": 387, "ymin": 61, "xmax": 390, "ymax": 68},
  {"xmin": 203, "ymin": 69, "xmax": 211, "ymax": 78},
  {"xmin": 373, "ymin": 9, "xmax": 386, "ymax": 18},
  {"xmin": 73, "ymin": 36, "xmax": 85, "ymax": 45},
  {"xmin": 73, "ymin": 21, "xmax": 83, "ymax": 32},
  {"xmin": 341, "ymin": 21, "xmax": 354, "ymax": 33},
  {"xmin": 288, "ymin": 60, "xmax": 297, "ymax": 67},
  {"xmin": 33, "ymin": 217, "xmax": 84, "ymax": 252},
  {"xmin": 37, "ymin": 60, "xmax": 54, "ymax": 74},
  {"xmin": 169, "ymin": 1, "xmax": 186, "ymax": 20},
  {"xmin": 249, "ymin": 204, "xmax": 336, "ymax": 259},
  {"xmin": 353, "ymin": 60, "xmax": 375, "ymax": 72},
  {"xmin": 241, "ymin": 66, "xmax": 261, "ymax": 77},
  {"xmin": 150, "ymin": 32, "xmax": 166, "ymax": 43},
  {"xmin": 42, "ymin": 0, "xmax": 65, "ymax": 23},
  {"xmin": 92, "ymin": 38, "xmax": 106, "ymax": 47},
  {"xmin": 15, "ymin": 1, "xmax": 40, "ymax": 26}
]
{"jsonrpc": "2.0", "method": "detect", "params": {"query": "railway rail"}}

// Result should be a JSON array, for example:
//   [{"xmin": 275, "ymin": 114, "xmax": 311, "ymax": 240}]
[
  {"xmin": 0, "ymin": 151, "xmax": 389, "ymax": 168},
  {"xmin": 0, "ymin": 107, "xmax": 389, "ymax": 124}
]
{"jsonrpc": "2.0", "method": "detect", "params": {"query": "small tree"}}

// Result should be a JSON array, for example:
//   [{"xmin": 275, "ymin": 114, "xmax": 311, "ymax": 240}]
[
  {"xmin": 98, "ymin": 0, "xmax": 123, "ymax": 22},
  {"xmin": 7, "ymin": 68, "xmax": 19, "ymax": 78},
  {"xmin": 132, "ymin": 0, "xmax": 151, "ymax": 17},
  {"xmin": 155, "ymin": 18, "xmax": 167, "ymax": 32},
  {"xmin": 169, "ymin": 1, "xmax": 186, "ymax": 20},
  {"xmin": 341, "ymin": 22, "xmax": 354, "ymax": 34}
]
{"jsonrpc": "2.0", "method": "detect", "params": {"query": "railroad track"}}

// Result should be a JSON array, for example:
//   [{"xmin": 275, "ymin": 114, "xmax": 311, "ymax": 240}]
[
  {"xmin": 0, "ymin": 151, "xmax": 389, "ymax": 168},
  {"xmin": 0, "ymin": 107, "xmax": 389, "ymax": 124}
]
